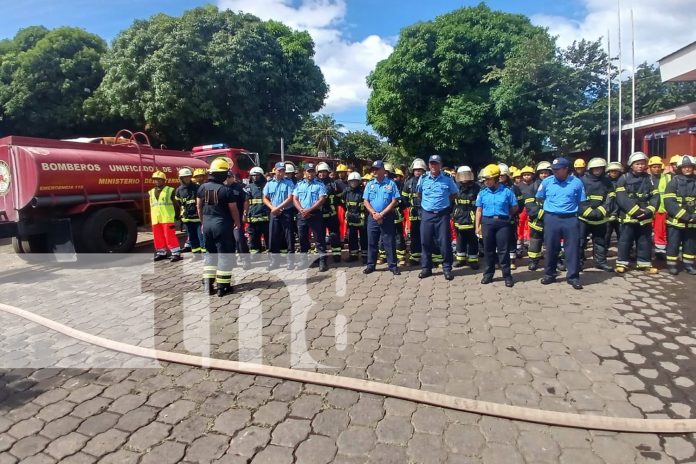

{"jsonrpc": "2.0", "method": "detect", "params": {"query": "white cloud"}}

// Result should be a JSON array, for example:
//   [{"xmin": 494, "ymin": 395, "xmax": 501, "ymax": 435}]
[
  {"xmin": 218, "ymin": 0, "xmax": 393, "ymax": 113},
  {"xmin": 532, "ymin": 0, "xmax": 696, "ymax": 73}
]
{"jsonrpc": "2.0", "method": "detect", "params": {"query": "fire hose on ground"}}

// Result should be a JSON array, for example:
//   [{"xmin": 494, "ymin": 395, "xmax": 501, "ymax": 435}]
[{"xmin": 1, "ymin": 301, "xmax": 694, "ymax": 434}]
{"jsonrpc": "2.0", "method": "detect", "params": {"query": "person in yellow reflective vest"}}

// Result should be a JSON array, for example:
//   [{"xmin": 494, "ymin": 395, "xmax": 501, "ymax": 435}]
[
  {"xmin": 649, "ymin": 156, "xmax": 668, "ymax": 259},
  {"xmin": 150, "ymin": 171, "xmax": 181, "ymax": 262}
]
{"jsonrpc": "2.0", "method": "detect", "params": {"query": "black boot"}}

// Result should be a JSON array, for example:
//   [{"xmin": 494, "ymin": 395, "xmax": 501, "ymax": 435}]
[
  {"xmin": 528, "ymin": 259, "xmax": 539, "ymax": 271},
  {"xmin": 667, "ymin": 265, "xmax": 679, "ymax": 276},
  {"xmin": 453, "ymin": 260, "xmax": 466, "ymax": 268},
  {"xmin": 319, "ymin": 257, "xmax": 329, "ymax": 272},
  {"xmin": 203, "ymin": 278, "xmax": 216, "ymax": 295},
  {"xmin": 685, "ymin": 265, "xmax": 696, "ymax": 276},
  {"xmin": 217, "ymin": 284, "xmax": 233, "ymax": 297}
]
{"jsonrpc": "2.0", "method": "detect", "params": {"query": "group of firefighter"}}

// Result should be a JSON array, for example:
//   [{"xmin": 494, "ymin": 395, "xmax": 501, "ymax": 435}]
[{"xmin": 147, "ymin": 150, "xmax": 696, "ymax": 296}]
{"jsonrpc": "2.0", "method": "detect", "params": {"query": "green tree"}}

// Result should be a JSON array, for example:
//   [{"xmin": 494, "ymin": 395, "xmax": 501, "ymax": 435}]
[
  {"xmin": 88, "ymin": 6, "xmax": 327, "ymax": 151},
  {"xmin": 367, "ymin": 3, "xmax": 549, "ymax": 165},
  {"xmin": 0, "ymin": 27, "xmax": 106, "ymax": 137},
  {"xmin": 623, "ymin": 63, "xmax": 696, "ymax": 117},
  {"xmin": 289, "ymin": 114, "xmax": 343, "ymax": 155}
]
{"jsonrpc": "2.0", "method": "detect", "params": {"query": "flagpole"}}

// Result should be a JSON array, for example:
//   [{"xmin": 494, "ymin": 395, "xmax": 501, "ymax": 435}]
[
  {"xmin": 607, "ymin": 31, "xmax": 612, "ymax": 163},
  {"xmin": 631, "ymin": 8, "xmax": 636, "ymax": 154},
  {"xmin": 617, "ymin": 0, "xmax": 623, "ymax": 162}
]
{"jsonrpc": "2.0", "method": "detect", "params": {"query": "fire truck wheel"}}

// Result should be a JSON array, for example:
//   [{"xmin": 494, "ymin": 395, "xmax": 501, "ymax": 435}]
[
  {"xmin": 82, "ymin": 207, "xmax": 137, "ymax": 253},
  {"xmin": 12, "ymin": 235, "xmax": 49, "ymax": 254}
]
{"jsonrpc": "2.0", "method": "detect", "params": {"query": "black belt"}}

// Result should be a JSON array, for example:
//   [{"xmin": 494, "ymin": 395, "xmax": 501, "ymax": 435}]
[
  {"xmin": 483, "ymin": 215, "xmax": 509, "ymax": 220},
  {"xmin": 423, "ymin": 209, "xmax": 447, "ymax": 214},
  {"xmin": 546, "ymin": 212, "xmax": 577, "ymax": 218}
]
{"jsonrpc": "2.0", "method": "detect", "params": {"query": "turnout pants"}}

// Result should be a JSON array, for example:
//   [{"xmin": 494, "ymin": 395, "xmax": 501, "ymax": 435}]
[
  {"xmin": 348, "ymin": 225, "xmax": 368, "ymax": 259},
  {"xmin": 409, "ymin": 218, "xmax": 422, "ymax": 263},
  {"xmin": 617, "ymin": 223, "xmax": 653, "ymax": 268},
  {"xmin": 605, "ymin": 220, "xmax": 621, "ymax": 249},
  {"xmin": 666, "ymin": 226, "xmax": 696, "ymax": 269},
  {"xmin": 153, "ymin": 223, "xmax": 180, "ymax": 255},
  {"xmin": 517, "ymin": 209, "xmax": 530, "ymax": 243},
  {"xmin": 481, "ymin": 218, "xmax": 510, "ymax": 278},
  {"xmin": 247, "ymin": 221, "xmax": 269, "ymax": 254},
  {"xmin": 324, "ymin": 214, "xmax": 342, "ymax": 260},
  {"xmin": 183, "ymin": 221, "xmax": 204, "ymax": 253},
  {"xmin": 653, "ymin": 212, "xmax": 668, "ymax": 255},
  {"xmin": 528, "ymin": 228, "xmax": 544, "ymax": 262},
  {"xmin": 203, "ymin": 220, "xmax": 235, "ymax": 285},
  {"xmin": 544, "ymin": 213, "xmax": 581, "ymax": 281},
  {"xmin": 579, "ymin": 222, "xmax": 608, "ymax": 266},
  {"xmin": 421, "ymin": 210, "xmax": 453, "ymax": 272},
  {"xmin": 455, "ymin": 228, "xmax": 479, "ymax": 265},
  {"xmin": 508, "ymin": 217, "xmax": 519, "ymax": 260},
  {"xmin": 298, "ymin": 214, "xmax": 326, "ymax": 256},
  {"xmin": 368, "ymin": 213, "xmax": 397, "ymax": 269}
]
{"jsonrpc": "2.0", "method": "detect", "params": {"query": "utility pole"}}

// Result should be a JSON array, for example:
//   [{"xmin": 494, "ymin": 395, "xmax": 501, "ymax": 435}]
[{"xmin": 607, "ymin": 31, "xmax": 612, "ymax": 163}]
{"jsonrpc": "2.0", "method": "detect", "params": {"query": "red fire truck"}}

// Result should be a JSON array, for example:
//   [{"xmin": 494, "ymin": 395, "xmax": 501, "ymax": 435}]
[
  {"xmin": 0, "ymin": 131, "xmax": 211, "ymax": 255},
  {"xmin": 190, "ymin": 143, "xmax": 259, "ymax": 180}
]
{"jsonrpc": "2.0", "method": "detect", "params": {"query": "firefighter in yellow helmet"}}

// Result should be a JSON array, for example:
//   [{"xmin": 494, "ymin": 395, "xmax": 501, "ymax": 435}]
[
  {"xmin": 475, "ymin": 164, "xmax": 518, "ymax": 287},
  {"xmin": 176, "ymin": 167, "xmax": 205, "ymax": 259},
  {"xmin": 150, "ymin": 171, "xmax": 182, "ymax": 262},
  {"xmin": 648, "ymin": 156, "xmax": 668, "ymax": 258},
  {"xmin": 197, "ymin": 157, "xmax": 243, "ymax": 296},
  {"xmin": 573, "ymin": 158, "xmax": 587, "ymax": 178},
  {"xmin": 526, "ymin": 162, "xmax": 552, "ymax": 271},
  {"xmin": 193, "ymin": 168, "xmax": 207, "ymax": 185}
]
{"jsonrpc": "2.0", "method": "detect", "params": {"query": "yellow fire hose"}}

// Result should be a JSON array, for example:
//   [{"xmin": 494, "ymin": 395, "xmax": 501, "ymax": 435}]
[{"xmin": 1, "ymin": 302, "xmax": 694, "ymax": 434}]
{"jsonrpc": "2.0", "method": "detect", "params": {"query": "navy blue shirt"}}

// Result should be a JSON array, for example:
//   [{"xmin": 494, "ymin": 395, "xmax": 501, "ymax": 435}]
[
  {"xmin": 363, "ymin": 176, "xmax": 400, "ymax": 213},
  {"xmin": 263, "ymin": 177, "xmax": 295, "ymax": 207},
  {"xmin": 536, "ymin": 174, "xmax": 587, "ymax": 214},
  {"xmin": 293, "ymin": 178, "xmax": 327, "ymax": 209},
  {"xmin": 416, "ymin": 172, "xmax": 459, "ymax": 211},
  {"xmin": 475, "ymin": 183, "xmax": 518, "ymax": 216}
]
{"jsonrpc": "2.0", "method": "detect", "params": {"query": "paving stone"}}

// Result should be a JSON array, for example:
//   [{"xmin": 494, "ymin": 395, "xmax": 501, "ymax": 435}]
[
  {"xmin": 295, "ymin": 434, "xmax": 338, "ymax": 464},
  {"xmin": 40, "ymin": 416, "xmax": 82, "ymax": 440},
  {"xmin": 407, "ymin": 432, "xmax": 446, "ymax": 463},
  {"xmin": 127, "ymin": 422, "xmax": 171, "ymax": 451},
  {"xmin": 82, "ymin": 429, "xmax": 128, "ymax": 457},
  {"xmin": 337, "ymin": 427, "xmax": 376, "ymax": 457},
  {"xmin": 312, "ymin": 408, "xmax": 350, "ymax": 438},
  {"xmin": 252, "ymin": 401, "xmax": 289, "ymax": 426},
  {"xmin": 76, "ymin": 412, "xmax": 119, "ymax": 437},
  {"xmin": 44, "ymin": 432, "xmax": 89, "ymax": 460},
  {"xmin": 7, "ymin": 417, "xmax": 44, "ymax": 439},
  {"xmin": 53, "ymin": 451, "xmax": 95, "ymax": 464},
  {"xmin": 249, "ymin": 445, "xmax": 294, "ymax": 464},
  {"xmin": 139, "ymin": 441, "xmax": 186, "ymax": 464},
  {"xmin": 185, "ymin": 434, "xmax": 230, "ymax": 462},
  {"xmin": 290, "ymin": 394, "xmax": 323, "ymax": 419},
  {"xmin": 349, "ymin": 397, "xmax": 385, "ymax": 427},
  {"xmin": 157, "ymin": 399, "xmax": 196, "ymax": 424},
  {"xmin": 444, "ymin": 424, "xmax": 484, "ymax": 455},
  {"xmin": 9, "ymin": 435, "xmax": 50, "ymax": 459},
  {"xmin": 482, "ymin": 444, "xmax": 524, "ymax": 464},
  {"xmin": 412, "ymin": 405, "xmax": 447, "ymax": 435},
  {"xmin": 36, "ymin": 402, "xmax": 76, "ymax": 422},
  {"xmin": 271, "ymin": 418, "xmax": 311, "ymax": 448},
  {"xmin": 664, "ymin": 436, "xmax": 696, "ymax": 461},
  {"xmin": 114, "ymin": 405, "xmax": 158, "ymax": 432},
  {"xmin": 559, "ymin": 448, "xmax": 604, "ymax": 464},
  {"xmin": 98, "ymin": 450, "xmax": 140, "ymax": 464},
  {"xmin": 108, "ymin": 394, "xmax": 147, "ymax": 414},
  {"xmin": 214, "ymin": 409, "xmax": 251, "ymax": 435},
  {"xmin": 228, "ymin": 426, "xmax": 271, "ymax": 457},
  {"xmin": 170, "ymin": 415, "xmax": 210, "ymax": 444},
  {"xmin": 628, "ymin": 393, "xmax": 664, "ymax": 413}
]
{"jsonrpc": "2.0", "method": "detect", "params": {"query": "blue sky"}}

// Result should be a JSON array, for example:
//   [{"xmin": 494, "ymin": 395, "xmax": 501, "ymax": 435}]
[{"xmin": 2, "ymin": 0, "xmax": 692, "ymax": 134}]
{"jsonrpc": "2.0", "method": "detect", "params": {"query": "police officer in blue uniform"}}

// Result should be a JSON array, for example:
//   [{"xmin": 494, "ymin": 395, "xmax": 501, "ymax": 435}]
[
  {"xmin": 197, "ymin": 158, "xmax": 243, "ymax": 297},
  {"xmin": 475, "ymin": 164, "xmax": 518, "ymax": 287},
  {"xmin": 263, "ymin": 162, "xmax": 297, "ymax": 270},
  {"xmin": 363, "ymin": 160, "xmax": 401, "ymax": 275},
  {"xmin": 293, "ymin": 163, "xmax": 329, "ymax": 272},
  {"xmin": 417, "ymin": 155, "xmax": 459, "ymax": 280},
  {"xmin": 535, "ymin": 157, "xmax": 587, "ymax": 290}
]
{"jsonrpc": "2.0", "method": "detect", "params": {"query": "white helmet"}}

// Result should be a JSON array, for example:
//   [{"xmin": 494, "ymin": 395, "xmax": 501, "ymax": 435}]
[
  {"xmin": 249, "ymin": 167, "xmax": 264, "ymax": 176},
  {"xmin": 178, "ymin": 168, "xmax": 193, "ymax": 177},
  {"xmin": 317, "ymin": 162, "xmax": 331, "ymax": 172},
  {"xmin": 627, "ymin": 151, "xmax": 648, "ymax": 166},
  {"xmin": 384, "ymin": 162, "xmax": 394, "ymax": 173},
  {"xmin": 497, "ymin": 163, "xmax": 510, "ymax": 176},
  {"xmin": 456, "ymin": 165, "xmax": 474, "ymax": 182},
  {"xmin": 348, "ymin": 172, "xmax": 362, "ymax": 182},
  {"xmin": 410, "ymin": 158, "xmax": 427, "ymax": 171},
  {"xmin": 285, "ymin": 164, "xmax": 296, "ymax": 173},
  {"xmin": 587, "ymin": 157, "xmax": 607, "ymax": 170}
]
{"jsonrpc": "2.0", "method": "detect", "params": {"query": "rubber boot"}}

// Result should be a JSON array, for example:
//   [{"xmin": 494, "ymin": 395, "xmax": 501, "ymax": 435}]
[
  {"xmin": 319, "ymin": 257, "xmax": 329, "ymax": 272},
  {"xmin": 667, "ymin": 265, "xmax": 679, "ymax": 276},
  {"xmin": 557, "ymin": 257, "xmax": 567, "ymax": 272},
  {"xmin": 510, "ymin": 257, "xmax": 517, "ymax": 270},
  {"xmin": 469, "ymin": 260, "xmax": 479, "ymax": 270},
  {"xmin": 684, "ymin": 265, "xmax": 696, "ymax": 276},
  {"xmin": 217, "ymin": 283, "xmax": 233, "ymax": 297},
  {"xmin": 453, "ymin": 259, "xmax": 466, "ymax": 268},
  {"xmin": 203, "ymin": 278, "xmax": 216, "ymax": 295},
  {"xmin": 528, "ymin": 259, "xmax": 539, "ymax": 271}
]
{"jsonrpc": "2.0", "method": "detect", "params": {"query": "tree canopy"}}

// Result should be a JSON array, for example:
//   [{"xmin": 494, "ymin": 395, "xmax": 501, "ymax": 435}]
[
  {"xmin": 0, "ymin": 26, "xmax": 107, "ymax": 138},
  {"xmin": 87, "ymin": 5, "xmax": 327, "ymax": 151}
]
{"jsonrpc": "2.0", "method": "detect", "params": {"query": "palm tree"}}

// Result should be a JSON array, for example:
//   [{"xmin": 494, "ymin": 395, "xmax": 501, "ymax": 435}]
[{"xmin": 311, "ymin": 114, "xmax": 344, "ymax": 155}]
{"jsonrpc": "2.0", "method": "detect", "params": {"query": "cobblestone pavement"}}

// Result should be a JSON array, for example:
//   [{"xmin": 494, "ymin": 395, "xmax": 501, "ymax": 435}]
[{"xmin": 0, "ymin": 251, "xmax": 695, "ymax": 463}]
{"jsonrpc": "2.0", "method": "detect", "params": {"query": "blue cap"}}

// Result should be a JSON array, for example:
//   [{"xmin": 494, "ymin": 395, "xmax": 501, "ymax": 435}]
[
  {"xmin": 371, "ymin": 160, "xmax": 385, "ymax": 170},
  {"xmin": 551, "ymin": 157, "xmax": 570, "ymax": 170},
  {"xmin": 428, "ymin": 155, "xmax": 442, "ymax": 164},
  {"xmin": 305, "ymin": 163, "xmax": 316, "ymax": 171},
  {"xmin": 274, "ymin": 162, "xmax": 286, "ymax": 170}
]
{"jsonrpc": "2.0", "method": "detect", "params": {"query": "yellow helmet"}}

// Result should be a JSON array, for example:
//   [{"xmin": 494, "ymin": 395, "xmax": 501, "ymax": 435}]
[
  {"xmin": 362, "ymin": 173, "xmax": 373, "ymax": 181},
  {"xmin": 482, "ymin": 164, "xmax": 501, "ymax": 179},
  {"xmin": 336, "ymin": 163, "xmax": 348, "ymax": 172},
  {"xmin": 209, "ymin": 157, "xmax": 231, "ymax": 173},
  {"xmin": 394, "ymin": 168, "xmax": 404, "ymax": 177},
  {"xmin": 193, "ymin": 168, "xmax": 207, "ymax": 177},
  {"xmin": 520, "ymin": 166, "xmax": 534, "ymax": 175},
  {"xmin": 574, "ymin": 159, "xmax": 586, "ymax": 168},
  {"xmin": 670, "ymin": 155, "xmax": 681, "ymax": 165},
  {"xmin": 152, "ymin": 171, "xmax": 167, "ymax": 180},
  {"xmin": 648, "ymin": 156, "xmax": 663, "ymax": 168},
  {"xmin": 510, "ymin": 167, "xmax": 520, "ymax": 178}
]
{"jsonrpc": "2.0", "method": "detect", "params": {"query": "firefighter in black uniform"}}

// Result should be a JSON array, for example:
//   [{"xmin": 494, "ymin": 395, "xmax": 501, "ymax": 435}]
[
  {"xmin": 317, "ymin": 162, "xmax": 343, "ymax": 262},
  {"xmin": 344, "ymin": 172, "xmax": 368, "ymax": 263},
  {"xmin": 176, "ymin": 168, "xmax": 204, "ymax": 260},
  {"xmin": 402, "ymin": 158, "xmax": 427, "ymax": 265},
  {"xmin": 615, "ymin": 152, "xmax": 660, "ymax": 274},
  {"xmin": 244, "ymin": 166, "xmax": 270, "ymax": 256},
  {"xmin": 578, "ymin": 158, "xmax": 615, "ymax": 272},
  {"xmin": 197, "ymin": 158, "xmax": 242, "ymax": 297},
  {"xmin": 452, "ymin": 166, "xmax": 480, "ymax": 269},
  {"xmin": 527, "ymin": 162, "xmax": 551, "ymax": 271},
  {"xmin": 663, "ymin": 155, "xmax": 696, "ymax": 275},
  {"xmin": 604, "ymin": 162, "xmax": 623, "ymax": 249}
]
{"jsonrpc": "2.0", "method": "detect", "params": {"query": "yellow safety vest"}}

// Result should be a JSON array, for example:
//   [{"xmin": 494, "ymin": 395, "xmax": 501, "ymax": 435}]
[{"xmin": 149, "ymin": 186, "xmax": 176, "ymax": 225}]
